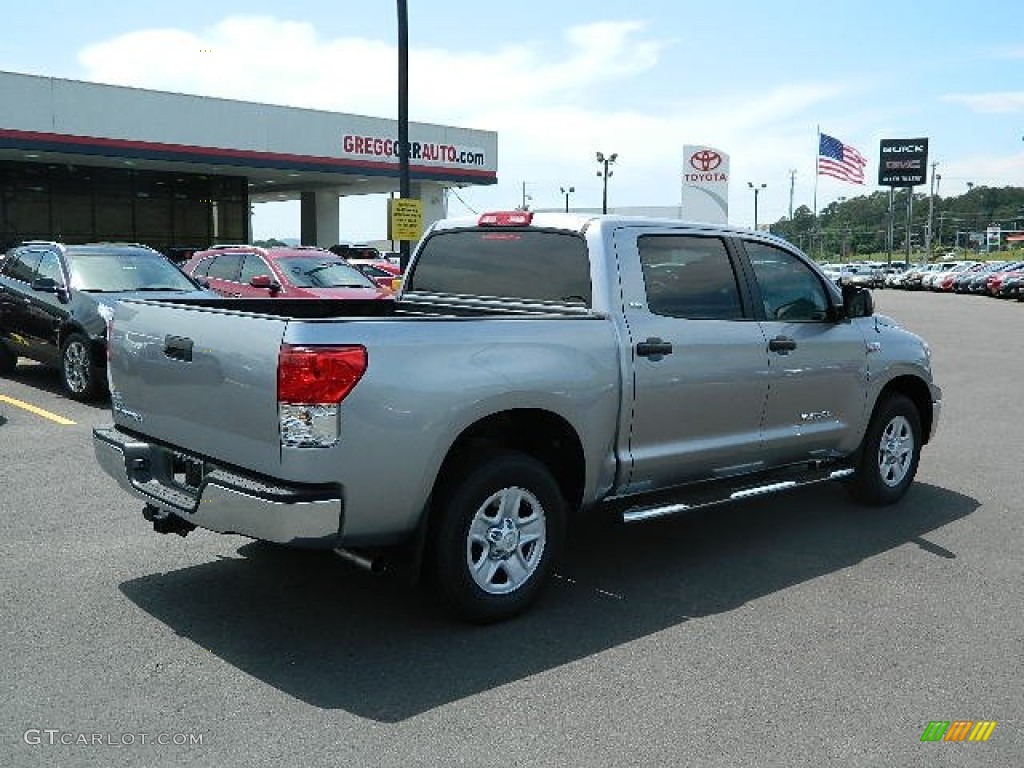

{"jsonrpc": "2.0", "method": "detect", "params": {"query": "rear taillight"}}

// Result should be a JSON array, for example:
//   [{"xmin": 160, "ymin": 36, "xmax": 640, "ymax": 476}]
[
  {"xmin": 277, "ymin": 345, "xmax": 367, "ymax": 448},
  {"xmin": 278, "ymin": 345, "xmax": 367, "ymax": 404}
]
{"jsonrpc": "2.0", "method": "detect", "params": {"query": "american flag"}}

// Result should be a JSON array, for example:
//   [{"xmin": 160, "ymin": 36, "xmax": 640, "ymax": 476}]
[{"xmin": 818, "ymin": 132, "xmax": 867, "ymax": 184}]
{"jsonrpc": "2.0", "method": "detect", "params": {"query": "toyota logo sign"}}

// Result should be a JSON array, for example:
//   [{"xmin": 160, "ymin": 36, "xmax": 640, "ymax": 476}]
[{"xmin": 690, "ymin": 150, "xmax": 722, "ymax": 172}]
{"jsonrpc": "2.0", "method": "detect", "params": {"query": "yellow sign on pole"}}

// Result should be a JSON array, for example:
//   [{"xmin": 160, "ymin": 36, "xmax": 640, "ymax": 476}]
[{"xmin": 388, "ymin": 198, "xmax": 423, "ymax": 241}]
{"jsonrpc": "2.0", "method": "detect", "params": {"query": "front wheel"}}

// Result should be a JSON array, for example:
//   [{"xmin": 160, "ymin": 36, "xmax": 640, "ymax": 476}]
[
  {"xmin": 847, "ymin": 394, "xmax": 922, "ymax": 505},
  {"xmin": 61, "ymin": 333, "xmax": 103, "ymax": 401},
  {"xmin": 429, "ymin": 452, "xmax": 566, "ymax": 623}
]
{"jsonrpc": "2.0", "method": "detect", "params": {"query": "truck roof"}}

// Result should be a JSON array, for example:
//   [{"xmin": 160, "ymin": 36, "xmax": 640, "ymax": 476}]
[{"xmin": 431, "ymin": 211, "xmax": 792, "ymax": 246}]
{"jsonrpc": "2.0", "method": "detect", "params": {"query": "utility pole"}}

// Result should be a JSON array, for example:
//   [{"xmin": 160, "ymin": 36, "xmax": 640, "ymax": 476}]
[
  {"xmin": 788, "ymin": 169, "xmax": 796, "ymax": 221},
  {"xmin": 925, "ymin": 161, "xmax": 938, "ymax": 257}
]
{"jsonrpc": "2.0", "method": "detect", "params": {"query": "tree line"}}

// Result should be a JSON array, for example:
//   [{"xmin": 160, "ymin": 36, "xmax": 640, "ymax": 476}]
[{"xmin": 769, "ymin": 185, "xmax": 1024, "ymax": 259}]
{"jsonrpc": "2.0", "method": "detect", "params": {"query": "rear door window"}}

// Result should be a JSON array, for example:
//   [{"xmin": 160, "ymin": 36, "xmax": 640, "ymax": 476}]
[
  {"xmin": 205, "ymin": 254, "xmax": 243, "ymax": 282},
  {"xmin": 638, "ymin": 235, "xmax": 744, "ymax": 319},
  {"xmin": 408, "ymin": 230, "xmax": 591, "ymax": 305}
]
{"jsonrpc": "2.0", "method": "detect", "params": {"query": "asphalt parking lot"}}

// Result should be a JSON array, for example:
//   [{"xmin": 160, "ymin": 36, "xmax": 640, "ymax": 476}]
[{"xmin": 1, "ymin": 291, "xmax": 1021, "ymax": 768}]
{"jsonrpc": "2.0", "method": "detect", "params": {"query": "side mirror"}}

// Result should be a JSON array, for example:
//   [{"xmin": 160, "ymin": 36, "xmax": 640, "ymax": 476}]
[
  {"xmin": 31, "ymin": 277, "xmax": 69, "ymax": 302},
  {"xmin": 31, "ymin": 277, "xmax": 60, "ymax": 293},
  {"xmin": 250, "ymin": 274, "xmax": 281, "ymax": 294},
  {"xmin": 842, "ymin": 284, "xmax": 874, "ymax": 318},
  {"xmin": 194, "ymin": 277, "xmax": 211, "ymax": 289}
]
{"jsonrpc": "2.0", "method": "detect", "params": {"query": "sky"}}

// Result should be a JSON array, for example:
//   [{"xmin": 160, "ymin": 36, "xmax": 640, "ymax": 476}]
[{"xmin": 2, "ymin": 0, "xmax": 1022, "ymax": 241}]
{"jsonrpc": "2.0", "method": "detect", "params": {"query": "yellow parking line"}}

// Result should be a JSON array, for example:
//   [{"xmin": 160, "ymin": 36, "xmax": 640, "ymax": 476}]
[{"xmin": 0, "ymin": 394, "xmax": 77, "ymax": 425}]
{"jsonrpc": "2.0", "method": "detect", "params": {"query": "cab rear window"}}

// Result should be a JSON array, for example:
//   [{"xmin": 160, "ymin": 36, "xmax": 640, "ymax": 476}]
[{"xmin": 407, "ymin": 230, "xmax": 591, "ymax": 306}]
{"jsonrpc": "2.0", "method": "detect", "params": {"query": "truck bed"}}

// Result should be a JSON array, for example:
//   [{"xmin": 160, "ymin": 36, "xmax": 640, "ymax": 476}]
[{"xmin": 137, "ymin": 293, "xmax": 596, "ymax": 320}]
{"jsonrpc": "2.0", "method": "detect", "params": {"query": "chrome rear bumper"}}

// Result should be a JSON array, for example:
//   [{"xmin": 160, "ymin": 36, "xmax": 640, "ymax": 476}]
[{"xmin": 93, "ymin": 426, "xmax": 343, "ymax": 547}]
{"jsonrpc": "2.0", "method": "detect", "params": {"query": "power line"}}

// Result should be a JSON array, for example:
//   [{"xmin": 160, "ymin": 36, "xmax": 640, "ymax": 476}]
[{"xmin": 448, "ymin": 187, "xmax": 477, "ymax": 214}]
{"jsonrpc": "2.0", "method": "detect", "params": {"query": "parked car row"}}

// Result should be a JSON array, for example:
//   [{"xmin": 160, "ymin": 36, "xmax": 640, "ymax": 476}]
[
  {"xmin": 0, "ymin": 240, "xmax": 212, "ymax": 399},
  {"xmin": 820, "ymin": 262, "xmax": 905, "ymax": 290},
  {"xmin": 1, "ymin": 239, "xmax": 403, "ymax": 400},
  {"xmin": 885, "ymin": 259, "xmax": 1024, "ymax": 299}
]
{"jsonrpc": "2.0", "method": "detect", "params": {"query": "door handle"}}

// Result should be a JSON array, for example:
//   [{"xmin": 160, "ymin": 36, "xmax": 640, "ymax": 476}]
[
  {"xmin": 768, "ymin": 335, "xmax": 797, "ymax": 353},
  {"xmin": 636, "ymin": 337, "xmax": 673, "ymax": 358},
  {"xmin": 164, "ymin": 335, "xmax": 194, "ymax": 362}
]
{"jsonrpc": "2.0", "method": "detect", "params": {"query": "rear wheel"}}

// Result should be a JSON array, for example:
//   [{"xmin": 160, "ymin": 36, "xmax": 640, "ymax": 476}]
[
  {"xmin": 61, "ymin": 333, "xmax": 102, "ymax": 401},
  {"xmin": 847, "ymin": 394, "xmax": 922, "ymax": 505},
  {"xmin": 429, "ymin": 451, "xmax": 565, "ymax": 623},
  {"xmin": 0, "ymin": 343, "xmax": 16, "ymax": 374}
]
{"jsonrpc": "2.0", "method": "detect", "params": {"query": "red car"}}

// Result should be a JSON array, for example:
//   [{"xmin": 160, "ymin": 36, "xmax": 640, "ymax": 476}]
[
  {"xmin": 182, "ymin": 246, "xmax": 393, "ymax": 300},
  {"xmin": 985, "ymin": 262, "xmax": 1024, "ymax": 296}
]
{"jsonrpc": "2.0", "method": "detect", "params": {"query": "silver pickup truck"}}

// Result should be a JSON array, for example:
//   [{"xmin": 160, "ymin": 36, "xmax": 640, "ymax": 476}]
[{"xmin": 93, "ymin": 211, "xmax": 941, "ymax": 622}]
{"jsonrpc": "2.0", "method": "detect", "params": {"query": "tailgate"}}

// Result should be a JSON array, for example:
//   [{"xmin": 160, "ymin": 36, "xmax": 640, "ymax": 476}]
[{"xmin": 108, "ymin": 299, "xmax": 288, "ymax": 475}]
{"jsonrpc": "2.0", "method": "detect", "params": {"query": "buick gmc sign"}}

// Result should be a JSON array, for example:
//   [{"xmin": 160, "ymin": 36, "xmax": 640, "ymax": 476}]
[{"xmin": 878, "ymin": 138, "xmax": 929, "ymax": 186}]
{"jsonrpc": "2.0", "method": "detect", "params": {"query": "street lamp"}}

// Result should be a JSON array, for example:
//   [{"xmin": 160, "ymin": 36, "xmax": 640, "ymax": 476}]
[
  {"xmin": 596, "ymin": 152, "xmax": 617, "ymax": 214},
  {"xmin": 748, "ymin": 182, "xmax": 766, "ymax": 230},
  {"xmin": 560, "ymin": 186, "xmax": 575, "ymax": 213},
  {"xmin": 519, "ymin": 181, "xmax": 532, "ymax": 211}
]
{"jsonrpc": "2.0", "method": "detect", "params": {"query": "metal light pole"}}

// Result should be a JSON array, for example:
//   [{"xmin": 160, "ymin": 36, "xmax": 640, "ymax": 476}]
[
  {"xmin": 596, "ymin": 152, "xmax": 617, "ymax": 214},
  {"xmin": 396, "ymin": 0, "xmax": 411, "ymax": 269},
  {"xmin": 519, "ymin": 181, "xmax": 531, "ymax": 211},
  {"xmin": 748, "ymin": 182, "xmax": 766, "ymax": 229},
  {"xmin": 560, "ymin": 186, "xmax": 574, "ymax": 213}
]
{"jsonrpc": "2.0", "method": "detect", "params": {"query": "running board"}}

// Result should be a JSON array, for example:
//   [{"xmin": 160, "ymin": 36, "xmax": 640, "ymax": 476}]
[{"xmin": 620, "ymin": 467, "xmax": 855, "ymax": 524}]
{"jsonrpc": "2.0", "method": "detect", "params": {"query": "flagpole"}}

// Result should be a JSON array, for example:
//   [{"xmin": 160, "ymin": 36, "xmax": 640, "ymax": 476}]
[
  {"xmin": 813, "ymin": 124, "xmax": 820, "ymax": 220},
  {"xmin": 813, "ymin": 125, "xmax": 821, "ymax": 257}
]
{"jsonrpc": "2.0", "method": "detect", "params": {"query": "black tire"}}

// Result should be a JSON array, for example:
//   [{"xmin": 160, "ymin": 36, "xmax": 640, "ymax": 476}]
[
  {"xmin": 60, "ymin": 333, "xmax": 103, "ymax": 401},
  {"xmin": 0, "ymin": 342, "xmax": 16, "ymax": 374},
  {"xmin": 847, "ymin": 394, "xmax": 922, "ymax": 506},
  {"xmin": 429, "ymin": 451, "xmax": 566, "ymax": 623}
]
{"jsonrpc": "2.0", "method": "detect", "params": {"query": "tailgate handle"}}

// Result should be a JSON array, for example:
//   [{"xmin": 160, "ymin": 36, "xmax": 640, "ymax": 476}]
[
  {"xmin": 636, "ymin": 337, "xmax": 673, "ymax": 358},
  {"xmin": 164, "ymin": 335, "xmax": 194, "ymax": 362}
]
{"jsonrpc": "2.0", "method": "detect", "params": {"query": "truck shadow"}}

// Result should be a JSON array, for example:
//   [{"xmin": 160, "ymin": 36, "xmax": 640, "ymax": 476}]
[
  {"xmin": 119, "ymin": 481, "xmax": 976, "ymax": 722},
  {"xmin": 6, "ymin": 362, "xmax": 110, "ymax": 409}
]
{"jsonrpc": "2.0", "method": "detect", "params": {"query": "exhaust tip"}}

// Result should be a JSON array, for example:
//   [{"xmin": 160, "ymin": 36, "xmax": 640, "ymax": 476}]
[{"xmin": 334, "ymin": 546, "xmax": 387, "ymax": 575}]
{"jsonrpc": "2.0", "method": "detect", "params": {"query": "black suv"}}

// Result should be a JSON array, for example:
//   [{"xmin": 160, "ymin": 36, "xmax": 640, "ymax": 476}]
[{"xmin": 0, "ymin": 241, "xmax": 210, "ymax": 400}]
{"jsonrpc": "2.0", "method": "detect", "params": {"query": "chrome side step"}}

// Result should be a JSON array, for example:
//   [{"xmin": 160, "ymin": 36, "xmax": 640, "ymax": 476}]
[
  {"xmin": 620, "ymin": 465, "xmax": 856, "ymax": 524},
  {"xmin": 622, "ymin": 502, "xmax": 691, "ymax": 524},
  {"xmin": 730, "ymin": 481, "xmax": 797, "ymax": 500}
]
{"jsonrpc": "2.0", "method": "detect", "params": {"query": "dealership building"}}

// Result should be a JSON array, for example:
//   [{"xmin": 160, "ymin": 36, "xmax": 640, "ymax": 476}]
[{"xmin": 0, "ymin": 70, "xmax": 498, "ymax": 254}]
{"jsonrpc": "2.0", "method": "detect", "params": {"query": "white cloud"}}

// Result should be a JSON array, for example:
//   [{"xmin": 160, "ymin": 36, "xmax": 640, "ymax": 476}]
[
  {"xmin": 942, "ymin": 91, "xmax": 1024, "ymax": 114},
  {"xmin": 77, "ymin": 16, "xmax": 667, "ymax": 123},
  {"xmin": 74, "ymin": 15, "xmax": 879, "ymax": 230}
]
